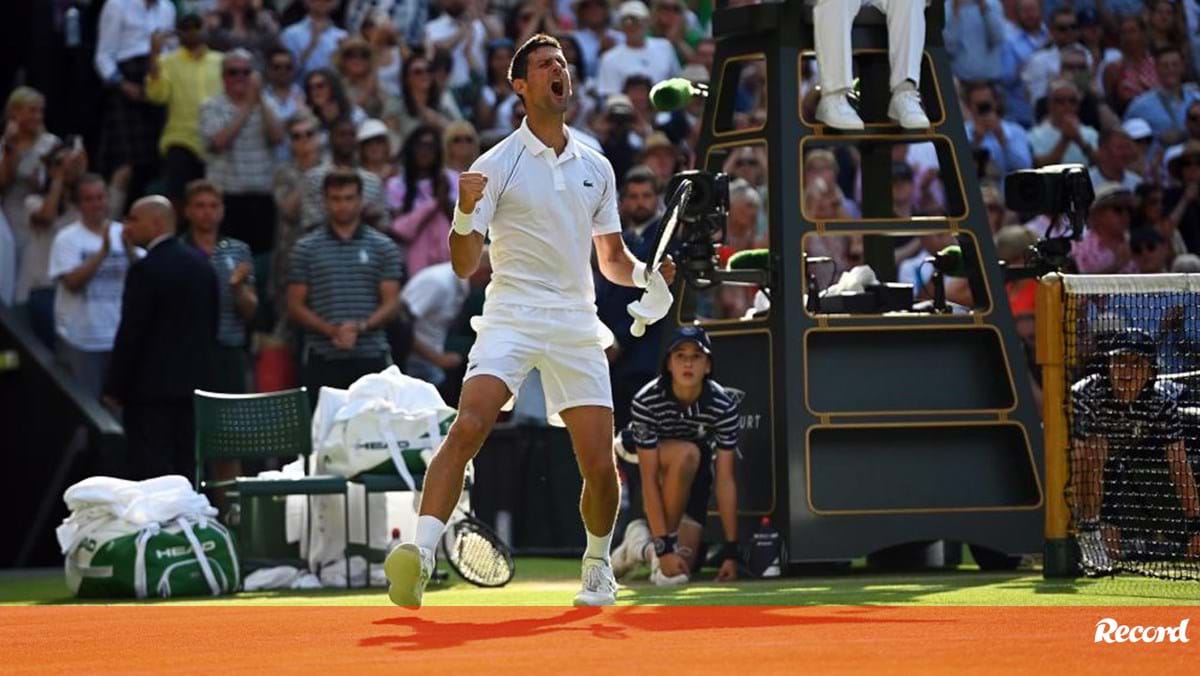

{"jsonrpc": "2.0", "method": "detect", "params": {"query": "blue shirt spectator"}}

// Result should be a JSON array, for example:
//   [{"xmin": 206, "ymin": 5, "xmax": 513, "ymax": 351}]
[
  {"xmin": 1125, "ymin": 85, "xmax": 1200, "ymax": 145},
  {"xmin": 1041, "ymin": 0, "xmax": 1144, "ymax": 20},
  {"xmin": 1000, "ymin": 2, "xmax": 1047, "ymax": 127},
  {"xmin": 280, "ymin": 14, "xmax": 347, "ymax": 78},
  {"xmin": 945, "ymin": 0, "xmax": 1008, "ymax": 82},
  {"xmin": 962, "ymin": 81, "xmax": 1033, "ymax": 183}
]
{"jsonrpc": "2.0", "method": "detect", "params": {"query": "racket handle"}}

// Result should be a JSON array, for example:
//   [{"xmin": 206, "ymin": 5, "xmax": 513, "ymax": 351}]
[{"xmin": 631, "ymin": 318, "xmax": 647, "ymax": 338}]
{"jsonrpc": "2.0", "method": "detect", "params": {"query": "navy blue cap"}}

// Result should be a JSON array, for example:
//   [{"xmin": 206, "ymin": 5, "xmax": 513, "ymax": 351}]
[
  {"xmin": 666, "ymin": 325, "xmax": 711, "ymax": 355},
  {"xmin": 1077, "ymin": 8, "xmax": 1100, "ymax": 26},
  {"xmin": 1103, "ymin": 327, "xmax": 1156, "ymax": 359}
]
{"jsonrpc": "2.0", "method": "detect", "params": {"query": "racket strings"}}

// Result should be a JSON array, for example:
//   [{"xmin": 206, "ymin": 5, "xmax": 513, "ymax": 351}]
[{"xmin": 449, "ymin": 526, "xmax": 512, "ymax": 586}]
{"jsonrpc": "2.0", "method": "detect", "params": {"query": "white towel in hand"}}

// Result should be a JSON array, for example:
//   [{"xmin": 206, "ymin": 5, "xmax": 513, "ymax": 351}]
[{"xmin": 627, "ymin": 270, "xmax": 673, "ymax": 337}]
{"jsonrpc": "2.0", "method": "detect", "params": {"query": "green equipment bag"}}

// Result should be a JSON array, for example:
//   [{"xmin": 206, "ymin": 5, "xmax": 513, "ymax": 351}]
[{"xmin": 66, "ymin": 517, "xmax": 241, "ymax": 599}]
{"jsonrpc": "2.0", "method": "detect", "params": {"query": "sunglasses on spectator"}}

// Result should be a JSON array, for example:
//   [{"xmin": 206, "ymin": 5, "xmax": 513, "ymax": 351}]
[
  {"xmin": 450, "ymin": 136, "xmax": 476, "ymax": 144},
  {"xmin": 1104, "ymin": 204, "xmax": 1132, "ymax": 214},
  {"xmin": 1052, "ymin": 95, "xmax": 1080, "ymax": 104},
  {"xmin": 1054, "ymin": 22, "xmax": 1078, "ymax": 30},
  {"xmin": 291, "ymin": 129, "xmax": 317, "ymax": 140},
  {"xmin": 270, "ymin": 61, "xmax": 293, "ymax": 71},
  {"xmin": 224, "ymin": 67, "xmax": 252, "ymax": 77},
  {"xmin": 344, "ymin": 49, "xmax": 370, "ymax": 59}
]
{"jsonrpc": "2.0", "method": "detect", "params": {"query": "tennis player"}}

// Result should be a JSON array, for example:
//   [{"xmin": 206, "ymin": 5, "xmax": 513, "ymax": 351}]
[{"xmin": 386, "ymin": 33, "xmax": 676, "ymax": 608}]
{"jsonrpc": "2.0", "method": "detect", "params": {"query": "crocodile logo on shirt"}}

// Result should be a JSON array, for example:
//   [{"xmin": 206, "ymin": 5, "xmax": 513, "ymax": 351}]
[{"xmin": 583, "ymin": 179, "xmax": 594, "ymax": 188}]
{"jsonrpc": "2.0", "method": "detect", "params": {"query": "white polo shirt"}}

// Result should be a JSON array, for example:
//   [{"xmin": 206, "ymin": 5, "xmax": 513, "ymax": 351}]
[{"xmin": 461, "ymin": 119, "xmax": 621, "ymax": 312}]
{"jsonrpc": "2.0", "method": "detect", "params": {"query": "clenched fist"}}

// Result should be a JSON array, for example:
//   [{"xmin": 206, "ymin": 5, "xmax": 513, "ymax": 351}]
[{"xmin": 458, "ymin": 171, "xmax": 488, "ymax": 213}]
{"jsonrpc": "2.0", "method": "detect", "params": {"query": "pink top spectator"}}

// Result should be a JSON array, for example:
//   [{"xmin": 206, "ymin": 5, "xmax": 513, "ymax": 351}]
[
  {"xmin": 1071, "ymin": 230, "xmax": 1138, "ymax": 274},
  {"xmin": 386, "ymin": 168, "xmax": 459, "ymax": 278}
]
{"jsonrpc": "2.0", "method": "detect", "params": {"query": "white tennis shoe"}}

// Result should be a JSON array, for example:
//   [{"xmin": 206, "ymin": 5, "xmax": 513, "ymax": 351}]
[
  {"xmin": 574, "ymin": 557, "xmax": 618, "ymax": 606},
  {"xmin": 385, "ymin": 543, "xmax": 434, "ymax": 608},
  {"xmin": 611, "ymin": 519, "xmax": 651, "ymax": 579}
]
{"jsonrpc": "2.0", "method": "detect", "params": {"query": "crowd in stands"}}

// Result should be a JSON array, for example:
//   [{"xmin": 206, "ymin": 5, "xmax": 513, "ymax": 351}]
[
  {"xmin": 0, "ymin": 0, "xmax": 740, "ymax": 443},
  {"xmin": 3, "ymin": 0, "xmax": 1200, "ymax": 443}
]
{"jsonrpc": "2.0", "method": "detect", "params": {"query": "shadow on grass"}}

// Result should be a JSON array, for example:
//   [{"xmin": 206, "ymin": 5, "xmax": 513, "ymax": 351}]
[
  {"xmin": 1021, "ymin": 575, "xmax": 1200, "ymax": 603},
  {"xmin": 359, "ymin": 605, "xmax": 945, "ymax": 652},
  {"xmin": 617, "ymin": 567, "xmax": 1026, "ymax": 606}
]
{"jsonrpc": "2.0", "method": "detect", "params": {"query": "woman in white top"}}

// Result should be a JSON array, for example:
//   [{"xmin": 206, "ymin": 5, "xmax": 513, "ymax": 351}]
[{"xmin": 0, "ymin": 87, "xmax": 60, "ymax": 305}]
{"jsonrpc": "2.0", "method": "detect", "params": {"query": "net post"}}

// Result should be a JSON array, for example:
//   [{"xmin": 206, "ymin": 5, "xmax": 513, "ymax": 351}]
[{"xmin": 1036, "ymin": 273, "xmax": 1075, "ymax": 578}]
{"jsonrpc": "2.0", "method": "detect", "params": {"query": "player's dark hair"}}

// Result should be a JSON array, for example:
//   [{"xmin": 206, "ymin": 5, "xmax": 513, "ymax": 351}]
[
  {"xmin": 508, "ymin": 33, "xmax": 563, "ymax": 84},
  {"xmin": 323, "ymin": 169, "xmax": 363, "ymax": 195}
]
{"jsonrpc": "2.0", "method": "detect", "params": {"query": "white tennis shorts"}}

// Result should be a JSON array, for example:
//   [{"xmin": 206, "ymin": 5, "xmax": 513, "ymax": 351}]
[{"xmin": 465, "ymin": 302, "xmax": 614, "ymax": 424}]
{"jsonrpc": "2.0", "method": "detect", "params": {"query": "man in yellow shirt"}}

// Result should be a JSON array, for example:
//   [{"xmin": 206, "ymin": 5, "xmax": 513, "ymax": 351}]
[{"xmin": 144, "ymin": 13, "xmax": 224, "ymax": 206}]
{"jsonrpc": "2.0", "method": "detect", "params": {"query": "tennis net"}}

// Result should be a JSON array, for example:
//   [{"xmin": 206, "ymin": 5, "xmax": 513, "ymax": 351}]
[{"xmin": 1055, "ymin": 274, "xmax": 1200, "ymax": 580}]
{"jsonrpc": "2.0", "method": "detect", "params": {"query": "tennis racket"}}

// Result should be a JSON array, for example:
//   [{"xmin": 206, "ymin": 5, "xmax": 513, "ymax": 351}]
[
  {"xmin": 440, "ymin": 509, "xmax": 515, "ymax": 588},
  {"xmin": 641, "ymin": 177, "xmax": 693, "ymax": 285}
]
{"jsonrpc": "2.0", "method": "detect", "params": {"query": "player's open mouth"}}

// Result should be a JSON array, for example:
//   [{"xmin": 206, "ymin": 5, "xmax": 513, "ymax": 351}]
[{"xmin": 551, "ymin": 80, "xmax": 565, "ymax": 96}]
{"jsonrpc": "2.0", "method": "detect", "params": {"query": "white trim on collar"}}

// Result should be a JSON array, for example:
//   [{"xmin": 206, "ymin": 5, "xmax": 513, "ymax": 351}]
[{"xmin": 516, "ymin": 118, "xmax": 580, "ymax": 161}]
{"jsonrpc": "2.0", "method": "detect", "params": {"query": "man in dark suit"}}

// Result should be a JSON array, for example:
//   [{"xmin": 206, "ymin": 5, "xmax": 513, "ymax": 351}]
[
  {"xmin": 104, "ymin": 195, "xmax": 219, "ymax": 481},
  {"xmin": 595, "ymin": 167, "xmax": 666, "ymax": 432}
]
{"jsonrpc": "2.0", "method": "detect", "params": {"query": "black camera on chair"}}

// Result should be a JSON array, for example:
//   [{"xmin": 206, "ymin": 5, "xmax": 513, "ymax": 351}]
[
  {"xmin": 1004, "ymin": 164, "xmax": 1094, "ymax": 275},
  {"xmin": 1004, "ymin": 163, "xmax": 1094, "ymax": 234}
]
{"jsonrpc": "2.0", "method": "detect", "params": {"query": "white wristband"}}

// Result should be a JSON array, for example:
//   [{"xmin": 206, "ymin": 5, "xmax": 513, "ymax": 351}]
[
  {"xmin": 451, "ymin": 206, "xmax": 475, "ymax": 236},
  {"xmin": 632, "ymin": 260, "xmax": 649, "ymax": 289}
]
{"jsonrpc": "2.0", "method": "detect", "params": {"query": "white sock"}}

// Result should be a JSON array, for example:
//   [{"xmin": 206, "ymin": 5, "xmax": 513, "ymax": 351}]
[
  {"xmin": 585, "ymin": 527, "xmax": 613, "ymax": 563},
  {"xmin": 893, "ymin": 79, "xmax": 917, "ymax": 94},
  {"xmin": 414, "ymin": 515, "xmax": 446, "ymax": 553}
]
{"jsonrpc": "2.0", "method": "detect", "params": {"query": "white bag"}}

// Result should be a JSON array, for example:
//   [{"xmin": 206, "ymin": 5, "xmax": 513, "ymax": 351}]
[
  {"xmin": 317, "ymin": 366, "xmax": 456, "ymax": 487},
  {"xmin": 306, "ymin": 367, "xmax": 456, "ymax": 579}
]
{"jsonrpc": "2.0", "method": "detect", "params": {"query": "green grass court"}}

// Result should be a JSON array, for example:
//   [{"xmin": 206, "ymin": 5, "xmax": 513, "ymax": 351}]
[{"xmin": 4, "ymin": 557, "xmax": 1197, "ymax": 606}]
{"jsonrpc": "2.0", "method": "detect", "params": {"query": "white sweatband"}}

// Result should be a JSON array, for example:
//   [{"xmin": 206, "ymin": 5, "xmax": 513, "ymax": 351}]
[
  {"xmin": 451, "ymin": 206, "xmax": 475, "ymax": 236},
  {"xmin": 632, "ymin": 260, "xmax": 649, "ymax": 289}
]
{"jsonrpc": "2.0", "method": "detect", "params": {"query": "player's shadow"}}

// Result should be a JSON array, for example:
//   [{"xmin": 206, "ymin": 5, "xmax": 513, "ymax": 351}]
[{"xmin": 359, "ymin": 605, "xmax": 944, "ymax": 652}]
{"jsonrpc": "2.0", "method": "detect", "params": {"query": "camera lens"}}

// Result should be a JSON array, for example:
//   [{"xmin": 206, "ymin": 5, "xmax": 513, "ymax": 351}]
[{"xmin": 976, "ymin": 101, "xmax": 993, "ymax": 115}]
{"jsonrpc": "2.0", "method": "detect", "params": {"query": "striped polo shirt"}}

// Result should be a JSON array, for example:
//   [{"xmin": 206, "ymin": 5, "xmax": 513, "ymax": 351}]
[
  {"xmin": 629, "ymin": 377, "xmax": 742, "ymax": 451},
  {"xmin": 184, "ymin": 234, "xmax": 253, "ymax": 348},
  {"xmin": 288, "ymin": 224, "xmax": 402, "ymax": 359}
]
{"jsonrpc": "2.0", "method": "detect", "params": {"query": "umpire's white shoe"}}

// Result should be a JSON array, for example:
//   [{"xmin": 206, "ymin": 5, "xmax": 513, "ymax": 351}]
[
  {"xmin": 815, "ymin": 93, "xmax": 864, "ymax": 130},
  {"xmin": 385, "ymin": 543, "xmax": 434, "ymax": 608},
  {"xmin": 888, "ymin": 87, "xmax": 931, "ymax": 129},
  {"xmin": 574, "ymin": 557, "xmax": 618, "ymax": 606},
  {"xmin": 611, "ymin": 519, "xmax": 651, "ymax": 579}
]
